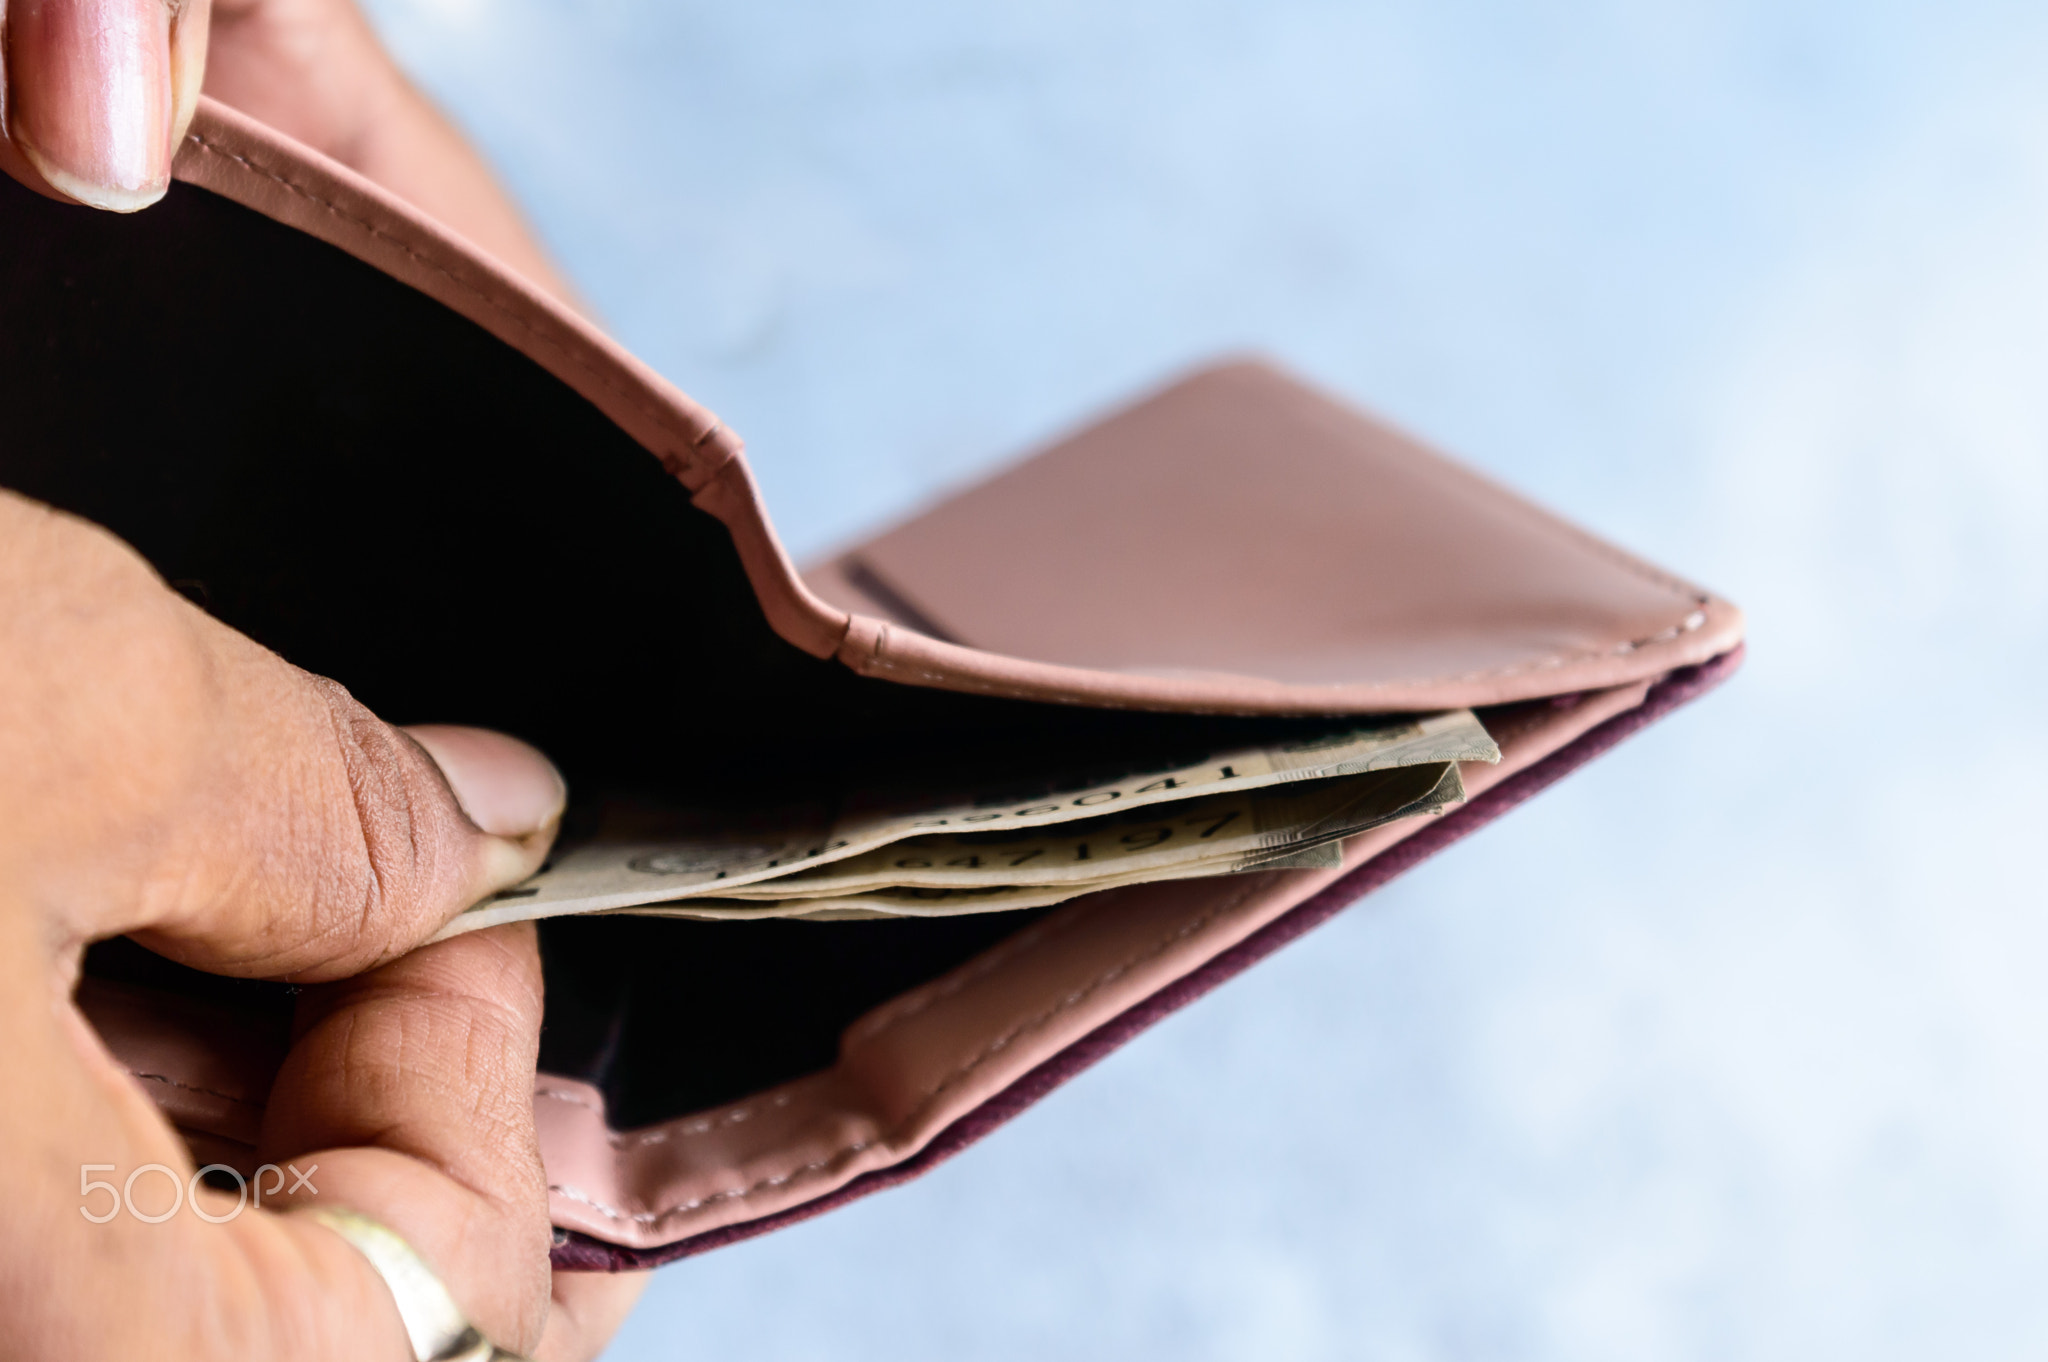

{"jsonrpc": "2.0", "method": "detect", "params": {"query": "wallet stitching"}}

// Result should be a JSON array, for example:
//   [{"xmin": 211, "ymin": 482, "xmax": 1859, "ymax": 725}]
[
  {"xmin": 866, "ymin": 604, "xmax": 1712, "ymax": 703},
  {"xmin": 183, "ymin": 134, "xmax": 719, "ymax": 475},
  {"xmin": 535, "ymin": 1087, "xmax": 793, "ymax": 1148},
  {"xmin": 180, "ymin": 135, "xmax": 1714, "ymax": 705},
  {"xmin": 181, "ymin": 138, "xmax": 1713, "ymax": 706},
  {"xmin": 548, "ymin": 877, "xmax": 1273, "ymax": 1226}
]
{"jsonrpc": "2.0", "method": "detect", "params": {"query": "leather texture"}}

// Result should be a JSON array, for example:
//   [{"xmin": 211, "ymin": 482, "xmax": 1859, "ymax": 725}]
[
  {"xmin": 555, "ymin": 646, "xmax": 1743, "ymax": 1269},
  {"xmin": 528, "ymin": 677, "xmax": 1655, "ymax": 1250},
  {"xmin": 809, "ymin": 361, "xmax": 1739, "ymax": 709},
  {"xmin": 40, "ymin": 98, "xmax": 1746, "ymax": 1260},
  {"xmin": 172, "ymin": 99, "xmax": 1738, "ymax": 716}
]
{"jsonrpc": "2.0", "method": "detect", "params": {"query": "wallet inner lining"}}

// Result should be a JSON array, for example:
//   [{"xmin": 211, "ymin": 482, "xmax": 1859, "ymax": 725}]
[{"xmin": 3, "ymin": 173, "xmax": 1401, "ymax": 1126}]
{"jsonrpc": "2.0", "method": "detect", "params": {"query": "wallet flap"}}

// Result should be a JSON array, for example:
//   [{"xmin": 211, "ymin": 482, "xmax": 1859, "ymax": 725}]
[
  {"xmin": 169, "ymin": 98, "xmax": 855, "ymax": 665},
  {"xmin": 808, "ymin": 360, "xmax": 1742, "ymax": 709},
  {"xmin": 172, "ymin": 100, "xmax": 1738, "ymax": 717}
]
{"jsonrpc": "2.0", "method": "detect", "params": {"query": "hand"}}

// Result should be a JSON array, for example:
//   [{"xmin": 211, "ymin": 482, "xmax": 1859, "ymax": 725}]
[
  {"xmin": 0, "ymin": 491, "xmax": 645, "ymax": 1358},
  {"xmin": 0, "ymin": 0, "xmax": 574, "ymax": 300}
]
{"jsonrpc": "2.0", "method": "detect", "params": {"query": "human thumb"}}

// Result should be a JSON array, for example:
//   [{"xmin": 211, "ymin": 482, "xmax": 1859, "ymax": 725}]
[{"xmin": 3, "ymin": 498, "xmax": 564, "ymax": 981}]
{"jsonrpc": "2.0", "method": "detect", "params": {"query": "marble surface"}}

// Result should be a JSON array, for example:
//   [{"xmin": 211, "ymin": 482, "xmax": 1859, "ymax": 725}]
[{"xmin": 359, "ymin": 1, "xmax": 2048, "ymax": 1356}]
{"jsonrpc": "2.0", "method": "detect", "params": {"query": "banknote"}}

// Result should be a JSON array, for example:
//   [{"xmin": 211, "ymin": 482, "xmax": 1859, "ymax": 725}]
[
  {"xmin": 621, "ymin": 843, "xmax": 1344, "ymax": 921},
  {"xmin": 624, "ymin": 837, "xmax": 1348, "ymax": 922},
  {"xmin": 439, "ymin": 710, "xmax": 1497, "ymax": 936},
  {"xmin": 697, "ymin": 762, "xmax": 1457, "ymax": 900},
  {"xmin": 622, "ymin": 763, "xmax": 1463, "ymax": 922},
  {"xmin": 630, "ymin": 843, "xmax": 1351, "ymax": 917}
]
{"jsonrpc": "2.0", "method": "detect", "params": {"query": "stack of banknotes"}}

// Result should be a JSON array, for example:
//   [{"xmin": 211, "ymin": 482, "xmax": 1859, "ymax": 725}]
[{"xmin": 450, "ymin": 711, "xmax": 1498, "ymax": 933}]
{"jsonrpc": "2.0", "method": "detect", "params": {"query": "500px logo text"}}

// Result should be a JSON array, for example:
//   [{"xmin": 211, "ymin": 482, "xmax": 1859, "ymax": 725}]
[{"xmin": 79, "ymin": 1162, "xmax": 317, "ymax": 1223}]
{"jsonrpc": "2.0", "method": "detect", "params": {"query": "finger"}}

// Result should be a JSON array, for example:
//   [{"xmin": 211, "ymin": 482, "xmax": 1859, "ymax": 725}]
[
  {"xmin": 0, "ymin": 915, "xmax": 553, "ymax": 1356},
  {"xmin": 3, "ymin": 500, "xmax": 571, "ymax": 1357},
  {"xmin": 169, "ymin": 0, "xmax": 214, "ymax": 148},
  {"xmin": 1, "ymin": 0, "xmax": 212, "ymax": 211},
  {"xmin": 405, "ymin": 724, "xmax": 572, "ymax": 840},
  {"xmin": 534, "ymin": 1272, "xmax": 654, "ymax": 1362},
  {"xmin": 122, "ymin": 632, "xmax": 564, "ymax": 977},
  {"xmin": 259, "ymin": 923, "xmax": 552, "ymax": 1353},
  {"xmin": 4, "ymin": 497, "xmax": 564, "ymax": 979}
]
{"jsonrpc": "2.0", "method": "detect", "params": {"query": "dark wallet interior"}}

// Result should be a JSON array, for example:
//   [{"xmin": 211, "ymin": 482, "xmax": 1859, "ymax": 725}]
[{"xmin": 3, "ymin": 173, "xmax": 1430, "ymax": 1128}]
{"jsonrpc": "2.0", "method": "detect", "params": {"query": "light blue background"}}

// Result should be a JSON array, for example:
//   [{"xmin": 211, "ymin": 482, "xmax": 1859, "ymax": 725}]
[{"xmin": 360, "ymin": 2, "xmax": 2048, "ymax": 1357}]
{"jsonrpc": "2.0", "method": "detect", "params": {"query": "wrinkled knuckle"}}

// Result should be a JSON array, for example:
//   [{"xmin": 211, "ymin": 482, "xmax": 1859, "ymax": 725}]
[{"xmin": 307, "ymin": 678, "xmax": 480, "ymax": 955}]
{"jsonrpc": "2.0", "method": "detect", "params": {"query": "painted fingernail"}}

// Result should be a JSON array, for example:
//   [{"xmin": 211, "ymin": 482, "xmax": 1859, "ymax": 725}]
[
  {"xmin": 404, "ymin": 725, "xmax": 568, "ymax": 840},
  {"xmin": 6, "ymin": 0, "xmax": 176, "ymax": 212}
]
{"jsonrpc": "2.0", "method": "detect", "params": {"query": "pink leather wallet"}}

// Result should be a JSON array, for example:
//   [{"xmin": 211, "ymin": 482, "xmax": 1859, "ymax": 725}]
[{"xmin": 0, "ymin": 100, "xmax": 1744, "ymax": 1269}]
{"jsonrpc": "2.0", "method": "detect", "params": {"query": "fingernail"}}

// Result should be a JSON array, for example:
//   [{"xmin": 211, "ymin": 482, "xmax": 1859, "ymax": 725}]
[
  {"xmin": 6, "ymin": 0, "xmax": 176, "ymax": 212},
  {"xmin": 404, "ymin": 725, "xmax": 568, "ymax": 840}
]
